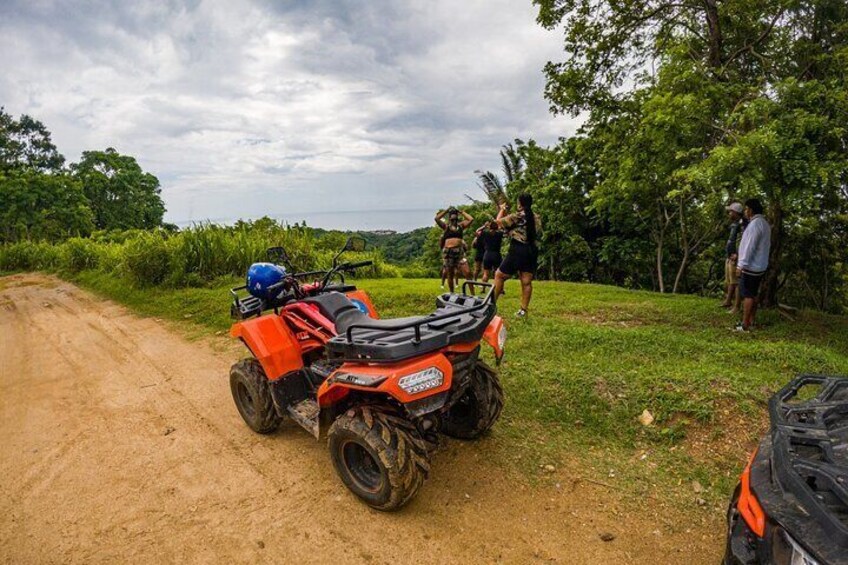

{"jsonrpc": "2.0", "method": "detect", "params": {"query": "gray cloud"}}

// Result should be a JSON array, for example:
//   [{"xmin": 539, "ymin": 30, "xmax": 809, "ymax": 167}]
[{"xmin": 0, "ymin": 0, "xmax": 579, "ymax": 229}]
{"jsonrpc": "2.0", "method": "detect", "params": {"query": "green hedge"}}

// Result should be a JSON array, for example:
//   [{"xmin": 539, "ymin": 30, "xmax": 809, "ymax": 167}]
[{"xmin": 0, "ymin": 222, "xmax": 411, "ymax": 285}]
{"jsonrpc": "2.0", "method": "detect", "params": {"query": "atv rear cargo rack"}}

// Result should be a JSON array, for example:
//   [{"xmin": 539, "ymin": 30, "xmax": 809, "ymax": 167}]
[{"xmin": 326, "ymin": 281, "xmax": 496, "ymax": 363}]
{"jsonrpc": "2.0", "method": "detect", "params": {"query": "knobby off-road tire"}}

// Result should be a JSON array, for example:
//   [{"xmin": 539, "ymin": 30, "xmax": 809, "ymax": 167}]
[
  {"xmin": 328, "ymin": 406, "xmax": 431, "ymax": 511},
  {"xmin": 229, "ymin": 359, "xmax": 282, "ymax": 434},
  {"xmin": 441, "ymin": 360, "xmax": 504, "ymax": 439}
]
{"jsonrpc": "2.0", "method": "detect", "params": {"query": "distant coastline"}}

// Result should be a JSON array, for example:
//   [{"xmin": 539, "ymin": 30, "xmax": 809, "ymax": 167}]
[{"xmin": 170, "ymin": 208, "xmax": 435, "ymax": 234}]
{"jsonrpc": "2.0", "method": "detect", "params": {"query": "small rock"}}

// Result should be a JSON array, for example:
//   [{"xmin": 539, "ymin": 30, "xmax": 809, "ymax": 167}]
[
  {"xmin": 543, "ymin": 464, "xmax": 556, "ymax": 473},
  {"xmin": 638, "ymin": 409, "xmax": 654, "ymax": 426},
  {"xmin": 464, "ymin": 493, "xmax": 471, "ymax": 500},
  {"xmin": 696, "ymin": 497, "xmax": 706, "ymax": 506},
  {"xmin": 42, "ymin": 302, "xmax": 52, "ymax": 308},
  {"xmin": 163, "ymin": 426, "xmax": 176, "ymax": 436},
  {"xmin": 599, "ymin": 532, "xmax": 616, "ymax": 542},
  {"xmin": 183, "ymin": 314, "xmax": 193, "ymax": 319},
  {"xmin": 257, "ymin": 540, "xmax": 265, "ymax": 549},
  {"xmin": 692, "ymin": 480, "xmax": 703, "ymax": 493}
]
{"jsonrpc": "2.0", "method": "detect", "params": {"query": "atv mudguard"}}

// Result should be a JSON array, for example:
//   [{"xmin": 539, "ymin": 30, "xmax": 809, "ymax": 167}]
[
  {"xmin": 230, "ymin": 314, "xmax": 304, "ymax": 380},
  {"xmin": 483, "ymin": 316, "xmax": 505, "ymax": 361},
  {"xmin": 316, "ymin": 352, "xmax": 453, "ymax": 409}
]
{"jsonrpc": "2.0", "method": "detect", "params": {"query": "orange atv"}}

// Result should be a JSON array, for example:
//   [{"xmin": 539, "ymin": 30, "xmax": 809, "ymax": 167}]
[{"xmin": 228, "ymin": 237, "xmax": 506, "ymax": 510}]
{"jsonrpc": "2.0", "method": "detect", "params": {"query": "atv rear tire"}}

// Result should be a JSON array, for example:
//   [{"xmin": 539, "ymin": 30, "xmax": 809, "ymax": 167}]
[
  {"xmin": 328, "ymin": 406, "xmax": 430, "ymax": 511},
  {"xmin": 441, "ymin": 360, "xmax": 504, "ymax": 439},
  {"xmin": 229, "ymin": 359, "xmax": 281, "ymax": 434}
]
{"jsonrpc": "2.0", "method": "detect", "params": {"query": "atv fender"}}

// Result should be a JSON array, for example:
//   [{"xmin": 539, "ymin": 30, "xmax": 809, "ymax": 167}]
[
  {"xmin": 483, "ymin": 315, "xmax": 505, "ymax": 362},
  {"xmin": 230, "ymin": 315, "xmax": 304, "ymax": 380}
]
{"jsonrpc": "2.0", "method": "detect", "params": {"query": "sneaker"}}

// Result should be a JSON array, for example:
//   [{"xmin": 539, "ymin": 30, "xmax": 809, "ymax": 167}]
[
  {"xmin": 733, "ymin": 322, "xmax": 749, "ymax": 332},
  {"xmin": 515, "ymin": 308, "xmax": 527, "ymax": 318}
]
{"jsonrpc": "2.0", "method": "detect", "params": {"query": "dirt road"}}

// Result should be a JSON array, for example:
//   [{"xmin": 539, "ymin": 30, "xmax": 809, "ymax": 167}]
[{"xmin": 0, "ymin": 274, "xmax": 722, "ymax": 564}]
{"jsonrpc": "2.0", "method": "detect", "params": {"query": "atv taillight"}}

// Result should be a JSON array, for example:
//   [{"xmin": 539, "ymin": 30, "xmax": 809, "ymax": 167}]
[{"xmin": 737, "ymin": 449, "xmax": 766, "ymax": 538}]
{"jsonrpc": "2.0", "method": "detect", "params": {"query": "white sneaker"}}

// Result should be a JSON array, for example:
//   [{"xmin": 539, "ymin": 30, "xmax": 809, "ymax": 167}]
[{"xmin": 515, "ymin": 309, "xmax": 527, "ymax": 318}]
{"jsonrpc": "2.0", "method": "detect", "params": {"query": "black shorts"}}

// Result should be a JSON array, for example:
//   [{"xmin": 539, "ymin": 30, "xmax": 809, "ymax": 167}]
[
  {"xmin": 474, "ymin": 249, "xmax": 485, "ymax": 263},
  {"xmin": 739, "ymin": 271, "xmax": 764, "ymax": 299},
  {"xmin": 482, "ymin": 252, "xmax": 502, "ymax": 271},
  {"xmin": 498, "ymin": 242, "xmax": 537, "ymax": 276}
]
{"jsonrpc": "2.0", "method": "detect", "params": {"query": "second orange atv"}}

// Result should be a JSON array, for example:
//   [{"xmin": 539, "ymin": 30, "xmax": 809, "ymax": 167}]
[{"xmin": 228, "ymin": 237, "xmax": 506, "ymax": 510}]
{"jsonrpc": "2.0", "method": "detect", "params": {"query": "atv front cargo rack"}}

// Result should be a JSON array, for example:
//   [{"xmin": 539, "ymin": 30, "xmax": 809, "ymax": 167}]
[{"xmin": 755, "ymin": 374, "xmax": 848, "ymax": 563}]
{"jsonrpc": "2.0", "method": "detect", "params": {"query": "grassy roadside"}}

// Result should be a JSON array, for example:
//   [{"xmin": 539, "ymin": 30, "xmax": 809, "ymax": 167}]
[{"xmin": 59, "ymin": 270, "xmax": 848, "ymax": 512}]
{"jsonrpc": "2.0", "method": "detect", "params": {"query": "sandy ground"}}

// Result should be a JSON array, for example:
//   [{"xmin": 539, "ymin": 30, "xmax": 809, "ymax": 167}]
[{"xmin": 0, "ymin": 274, "xmax": 723, "ymax": 564}]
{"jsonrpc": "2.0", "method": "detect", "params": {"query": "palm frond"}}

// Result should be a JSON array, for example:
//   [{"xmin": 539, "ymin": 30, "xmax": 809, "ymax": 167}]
[{"xmin": 474, "ymin": 169, "xmax": 507, "ymax": 207}]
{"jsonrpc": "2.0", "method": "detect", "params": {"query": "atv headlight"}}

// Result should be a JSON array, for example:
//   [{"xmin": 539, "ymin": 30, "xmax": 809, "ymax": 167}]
[
  {"xmin": 498, "ymin": 325, "xmax": 507, "ymax": 350},
  {"xmin": 773, "ymin": 529, "xmax": 820, "ymax": 565},
  {"xmin": 398, "ymin": 367, "xmax": 444, "ymax": 395}
]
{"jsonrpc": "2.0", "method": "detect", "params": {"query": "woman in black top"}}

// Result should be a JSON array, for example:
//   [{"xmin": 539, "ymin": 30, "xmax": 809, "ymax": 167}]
[
  {"xmin": 471, "ymin": 229, "xmax": 486, "ymax": 282},
  {"xmin": 435, "ymin": 207, "xmax": 473, "ymax": 292},
  {"xmin": 480, "ymin": 221, "xmax": 504, "ymax": 283},
  {"xmin": 494, "ymin": 193, "xmax": 541, "ymax": 318}
]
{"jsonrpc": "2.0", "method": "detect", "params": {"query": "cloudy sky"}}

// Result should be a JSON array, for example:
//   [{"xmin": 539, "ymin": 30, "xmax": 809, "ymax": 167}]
[{"xmin": 1, "ymin": 0, "xmax": 578, "ymax": 230}]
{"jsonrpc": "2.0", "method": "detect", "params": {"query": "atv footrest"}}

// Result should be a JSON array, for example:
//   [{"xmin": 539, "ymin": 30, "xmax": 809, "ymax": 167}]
[{"xmin": 287, "ymin": 399, "xmax": 320, "ymax": 439}]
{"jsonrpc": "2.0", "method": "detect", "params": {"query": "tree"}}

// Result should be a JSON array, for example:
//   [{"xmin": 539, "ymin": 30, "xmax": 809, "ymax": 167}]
[
  {"xmin": 0, "ymin": 108, "xmax": 65, "ymax": 174},
  {"xmin": 0, "ymin": 171, "xmax": 94, "ymax": 242},
  {"xmin": 71, "ymin": 148, "xmax": 166, "ymax": 230},
  {"xmin": 533, "ymin": 0, "xmax": 848, "ymax": 307}
]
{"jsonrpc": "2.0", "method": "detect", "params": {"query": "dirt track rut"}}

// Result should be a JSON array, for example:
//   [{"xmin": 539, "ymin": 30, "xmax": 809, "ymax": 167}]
[{"xmin": 0, "ymin": 274, "xmax": 722, "ymax": 564}]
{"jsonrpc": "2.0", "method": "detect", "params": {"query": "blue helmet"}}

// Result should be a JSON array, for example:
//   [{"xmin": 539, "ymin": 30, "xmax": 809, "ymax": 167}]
[{"xmin": 246, "ymin": 262, "xmax": 287, "ymax": 300}]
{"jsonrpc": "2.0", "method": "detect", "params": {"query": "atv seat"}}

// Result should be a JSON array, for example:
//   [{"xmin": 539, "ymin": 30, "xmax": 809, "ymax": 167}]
[{"xmin": 305, "ymin": 292, "xmax": 495, "ymax": 363}]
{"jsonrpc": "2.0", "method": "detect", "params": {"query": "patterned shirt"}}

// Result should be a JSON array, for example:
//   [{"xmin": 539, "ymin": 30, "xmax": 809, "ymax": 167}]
[{"xmin": 500, "ymin": 211, "xmax": 542, "ymax": 245}]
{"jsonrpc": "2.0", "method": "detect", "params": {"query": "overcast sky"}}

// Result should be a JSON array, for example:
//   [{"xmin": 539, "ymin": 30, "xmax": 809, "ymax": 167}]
[{"xmin": 1, "ymin": 0, "xmax": 579, "ymax": 229}]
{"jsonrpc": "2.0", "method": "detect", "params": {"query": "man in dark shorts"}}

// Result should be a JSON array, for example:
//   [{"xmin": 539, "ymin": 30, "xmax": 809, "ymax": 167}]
[{"xmin": 735, "ymin": 198, "xmax": 771, "ymax": 332}]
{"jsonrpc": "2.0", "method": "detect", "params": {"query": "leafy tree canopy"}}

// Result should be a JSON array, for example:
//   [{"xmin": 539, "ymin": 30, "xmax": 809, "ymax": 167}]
[{"xmin": 71, "ymin": 148, "xmax": 166, "ymax": 231}]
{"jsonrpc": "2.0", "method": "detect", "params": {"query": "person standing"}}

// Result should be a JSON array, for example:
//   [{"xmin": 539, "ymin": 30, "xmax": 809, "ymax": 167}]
[
  {"xmin": 494, "ymin": 193, "xmax": 541, "ymax": 318},
  {"xmin": 735, "ymin": 198, "xmax": 771, "ymax": 332},
  {"xmin": 471, "ymin": 228, "xmax": 486, "ymax": 282},
  {"xmin": 435, "ymin": 207, "xmax": 474, "ymax": 293},
  {"xmin": 721, "ymin": 202, "xmax": 746, "ymax": 313},
  {"xmin": 480, "ymin": 221, "xmax": 504, "ymax": 284}
]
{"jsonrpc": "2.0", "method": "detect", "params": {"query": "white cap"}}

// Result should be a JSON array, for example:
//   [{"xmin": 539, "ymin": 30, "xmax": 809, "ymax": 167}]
[{"xmin": 726, "ymin": 202, "xmax": 744, "ymax": 214}]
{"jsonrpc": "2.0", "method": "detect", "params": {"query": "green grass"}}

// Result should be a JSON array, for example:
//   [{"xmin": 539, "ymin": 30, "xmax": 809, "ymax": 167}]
[{"xmin": 64, "ymin": 271, "xmax": 848, "ymax": 508}]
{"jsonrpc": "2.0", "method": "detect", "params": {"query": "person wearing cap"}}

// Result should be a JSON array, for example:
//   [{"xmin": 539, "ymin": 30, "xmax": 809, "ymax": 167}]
[
  {"xmin": 721, "ymin": 202, "xmax": 747, "ymax": 312},
  {"xmin": 735, "ymin": 198, "xmax": 771, "ymax": 332}
]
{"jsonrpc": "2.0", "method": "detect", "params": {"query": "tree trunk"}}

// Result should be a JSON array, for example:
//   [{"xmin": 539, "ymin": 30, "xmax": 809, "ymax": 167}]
[
  {"xmin": 704, "ymin": 0, "xmax": 723, "ymax": 68},
  {"xmin": 760, "ymin": 202, "xmax": 783, "ymax": 307},
  {"xmin": 655, "ymin": 228, "xmax": 666, "ymax": 293}
]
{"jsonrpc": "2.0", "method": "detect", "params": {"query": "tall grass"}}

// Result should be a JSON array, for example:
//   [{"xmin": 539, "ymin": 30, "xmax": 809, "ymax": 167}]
[{"xmin": 0, "ymin": 220, "xmax": 404, "ymax": 285}]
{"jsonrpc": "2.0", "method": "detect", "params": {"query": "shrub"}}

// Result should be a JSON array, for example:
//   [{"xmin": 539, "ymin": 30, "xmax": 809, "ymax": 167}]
[
  {"xmin": 60, "ymin": 237, "xmax": 101, "ymax": 273},
  {"xmin": 122, "ymin": 232, "xmax": 171, "ymax": 285},
  {"xmin": 0, "ymin": 241, "xmax": 61, "ymax": 271}
]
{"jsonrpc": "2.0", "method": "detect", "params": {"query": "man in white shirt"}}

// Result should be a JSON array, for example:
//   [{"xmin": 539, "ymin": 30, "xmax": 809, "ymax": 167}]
[{"xmin": 735, "ymin": 198, "xmax": 771, "ymax": 331}]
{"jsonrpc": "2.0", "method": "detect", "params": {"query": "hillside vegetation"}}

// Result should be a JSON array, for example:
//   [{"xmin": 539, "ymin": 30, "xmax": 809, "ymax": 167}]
[{"xmin": 56, "ymin": 270, "xmax": 848, "ymax": 507}]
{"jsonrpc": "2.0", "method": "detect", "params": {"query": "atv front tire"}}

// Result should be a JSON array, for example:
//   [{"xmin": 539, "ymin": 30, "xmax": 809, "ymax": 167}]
[
  {"xmin": 328, "ymin": 406, "xmax": 430, "ymax": 511},
  {"xmin": 441, "ymin": 360, "xmax": 504, "ymax": 439},
  {"xmin": 229, "ymin": 359, "xmax": 281, "ymax": 434}
]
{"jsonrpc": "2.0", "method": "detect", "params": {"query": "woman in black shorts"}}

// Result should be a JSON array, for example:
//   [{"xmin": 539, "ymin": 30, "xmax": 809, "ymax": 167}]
[
  {"xmin": 480, "ymin": 221, "xmax": 504, "ymax": 283},
  {"xmin": 494, "ymin": 193, "xmax": 541, "ymax": 317}
]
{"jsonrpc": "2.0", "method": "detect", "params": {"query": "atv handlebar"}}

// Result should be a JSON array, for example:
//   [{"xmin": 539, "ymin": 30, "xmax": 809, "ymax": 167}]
[{"xmin": 343, "ymin": 260, "xmax": 373, "ymax": 271}]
